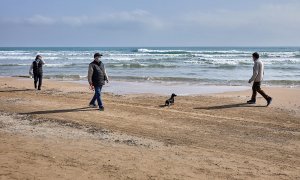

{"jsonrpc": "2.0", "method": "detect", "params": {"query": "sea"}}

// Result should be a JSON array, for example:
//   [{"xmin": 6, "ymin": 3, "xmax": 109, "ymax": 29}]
[{"xmin": 0, "ymin": 47, "xmax": 299, "ymax": 94}]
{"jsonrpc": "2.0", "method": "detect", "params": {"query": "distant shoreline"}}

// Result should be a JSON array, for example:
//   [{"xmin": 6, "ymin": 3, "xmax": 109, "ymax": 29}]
[
  {"xmin": 1, "ymin": 46, "xmax": 300, "ymax": 48},
  {"xmin": 4, "ymin": 76, "xmax": 300, "ymax": 96}
]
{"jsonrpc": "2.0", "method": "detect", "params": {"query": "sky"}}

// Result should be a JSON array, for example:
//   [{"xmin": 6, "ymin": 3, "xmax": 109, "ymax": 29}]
[{"xmin": 0, "ymin": 0, "xmax": 299, "ymax": 47}]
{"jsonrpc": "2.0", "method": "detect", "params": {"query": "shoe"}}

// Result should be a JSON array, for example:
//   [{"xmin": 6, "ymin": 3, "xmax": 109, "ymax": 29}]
[
  {"xmin": 247, "ymin": 100, "xmax": 256, "ymax": 104},
  {"xmin": 89, "ymin": 104, "xmax": 97, "ymax": 108},
  {"xmin": 37, "ymin": 88, "xmax": 41, "ymax": 90},
  {"xmin": 99, "ymin": 107, "xmax": 105, "ymax": 111},
  {"xmin": 267, "ymin": 97, "xmax": 272, "ymax": 106}
]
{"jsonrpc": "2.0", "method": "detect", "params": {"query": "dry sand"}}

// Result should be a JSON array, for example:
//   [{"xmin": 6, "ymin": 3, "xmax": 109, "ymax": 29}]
[{"xmin": 0, "ymin": 77, "xmax": 299, "ymax": 180}]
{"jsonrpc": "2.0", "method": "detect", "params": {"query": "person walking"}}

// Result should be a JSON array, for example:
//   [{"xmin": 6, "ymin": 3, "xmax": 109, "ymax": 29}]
[
  {"xmin": 29, "ymin": 55, "xmax": 45, "ymax": 90},
  {"xmin": 88, "ymin": 53, "xmax": 109, "ymax": 111},
  {"xmin": 247, "ymin": 52, "xmax": 272, "ymax": 106}
]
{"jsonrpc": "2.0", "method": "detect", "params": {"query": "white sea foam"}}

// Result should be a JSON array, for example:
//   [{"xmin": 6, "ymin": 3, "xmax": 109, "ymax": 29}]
[
  {"xmin": 0, "ymin": 56, "xmax": 34, "ymax": 60},
  {"xmin": 0, "ymin": 48, "xmax": 299, "ymax": 87}
]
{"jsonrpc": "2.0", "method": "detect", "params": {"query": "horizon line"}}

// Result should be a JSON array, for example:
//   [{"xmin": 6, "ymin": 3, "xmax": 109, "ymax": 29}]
[{"xmin": 0, "ymin": 46, "xmax": 300, "ymax": 48}]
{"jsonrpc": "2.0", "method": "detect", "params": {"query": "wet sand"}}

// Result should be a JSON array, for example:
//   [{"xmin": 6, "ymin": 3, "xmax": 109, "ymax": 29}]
[{"xmin": 0, "ymin": 77, "xmax": 299, "ymax": 179}]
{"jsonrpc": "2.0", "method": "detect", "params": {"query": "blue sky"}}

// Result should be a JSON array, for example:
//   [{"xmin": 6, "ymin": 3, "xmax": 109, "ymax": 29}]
[{"xmin": 0, "ymin": 0, "xmax": 299, "ymax": 46}]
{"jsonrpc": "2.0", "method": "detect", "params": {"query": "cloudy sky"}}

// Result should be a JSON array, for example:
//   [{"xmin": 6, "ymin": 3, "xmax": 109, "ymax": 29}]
[{"xmin": 0, "ymin": 0, "xmax": 299, "ymax": 47}]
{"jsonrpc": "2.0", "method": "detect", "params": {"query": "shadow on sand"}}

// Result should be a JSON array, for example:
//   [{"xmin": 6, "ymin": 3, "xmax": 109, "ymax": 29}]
[
  {"xmin": 194, "ymin": 103, "xmax": 266, "ymax": 110},
  {"xmin": 20, "ymin": 107, "xmax": 98, "ymax": 115},
  {"xmin": 0, "ymin": 89, "xmax": 34, "ymax": 93}
]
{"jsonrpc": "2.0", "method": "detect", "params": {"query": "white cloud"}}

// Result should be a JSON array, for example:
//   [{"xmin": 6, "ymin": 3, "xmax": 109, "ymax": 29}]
[
  {"xmin": 0, "ymin": 10, "xmax": 165, "ymax": 30},
  {"xmin": 61, "ymin": 15, "xmax": 89, "ymax": 26},
  {"xmin": 61, "ymin": 10, "xmax": 164, "ymax": 29},
  {"xmin": 0, "ymin": 15, "xmax": 56, "ymax": 25},
  {"xmin": 181, "ymin": 2, "xmax": 300, "ymax": 29},
  {"xmin": 25, "ymin": 15, "xmax": 56, "ymax": 25}
]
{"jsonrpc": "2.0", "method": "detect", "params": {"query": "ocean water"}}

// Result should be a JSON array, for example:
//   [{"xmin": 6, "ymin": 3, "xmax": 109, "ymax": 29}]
[{"xmin": 0, "ymin": 47, "xmax": 299, "ymax": 87}]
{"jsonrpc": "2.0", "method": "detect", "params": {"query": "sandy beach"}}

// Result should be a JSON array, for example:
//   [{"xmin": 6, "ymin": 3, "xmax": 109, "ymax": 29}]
[{"xmin": 0, "ymin": 77, "xmax": 299, "ymax": 179}]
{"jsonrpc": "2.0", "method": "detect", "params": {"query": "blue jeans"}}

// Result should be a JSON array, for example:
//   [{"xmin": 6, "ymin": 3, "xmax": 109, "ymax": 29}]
[{"xmin": 89, "ymin": 86, "xmax": 103, "ymax": 108}]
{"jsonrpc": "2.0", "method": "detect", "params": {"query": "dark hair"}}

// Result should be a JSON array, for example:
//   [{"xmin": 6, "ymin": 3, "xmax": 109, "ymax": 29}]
[
  {"xmin": 94, "ymin": 52, "xmax": 102, "ymax": 58},
  {"xmin": 35, "ymin": 55, "xmax": 41, "ymax": 60},
  {"xmin": 252, "ymin": 52, "xmax": 259, "ymax": 59}
]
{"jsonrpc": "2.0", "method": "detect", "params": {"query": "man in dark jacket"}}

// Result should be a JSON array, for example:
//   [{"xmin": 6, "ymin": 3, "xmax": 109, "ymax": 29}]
[
  {"xmin": 88, "ymin": 53, "xmax": 109, "ymax": 111},
  {"xmin": 29, "ymin": 55, "xmax": 45, "ymax": 90}
]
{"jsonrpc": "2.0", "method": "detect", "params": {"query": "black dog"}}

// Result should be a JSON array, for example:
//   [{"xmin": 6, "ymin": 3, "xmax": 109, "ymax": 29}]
[{"xmin": 165, "ymin": 93, "xmax": 177, "ymax": 107}]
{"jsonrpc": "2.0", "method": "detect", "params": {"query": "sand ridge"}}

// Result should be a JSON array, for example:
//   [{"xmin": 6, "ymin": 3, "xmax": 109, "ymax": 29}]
[{"xmin": 0, "ymin": 77, "xmax": 299, "ymax": 179}]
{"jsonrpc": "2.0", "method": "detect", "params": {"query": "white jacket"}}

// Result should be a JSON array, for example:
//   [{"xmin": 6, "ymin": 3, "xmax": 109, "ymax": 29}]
[{"xmin": 249, "ymin": 59, "xmax": 264, "ymax": 83}]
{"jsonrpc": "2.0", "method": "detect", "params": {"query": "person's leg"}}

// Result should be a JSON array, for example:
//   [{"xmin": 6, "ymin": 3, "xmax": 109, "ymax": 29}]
[
  {"xmin": 256, "ymin": 86, "xmax": 270, "ymax": 100},
  {"xmin": 89, "ymin": 90, "xmax": 97, "ymax": 105},
  {"xmin": 37, "ymin": 74, "xmax": 42, "ymax": 90},
  {"xmin": 33, "ymin": 74, "xmax": 38, "ymax": 89},
  {"xmin": 251, "ymin": 82, "xmax": 259, "ymax": 101},
  {"xmin": 250, "ymin": 82, "xmax": 272, "ymax": 106},
  {"xmin": 256, "ymin": 83, "xmax": 272, "ymax": 106},
  {"xmin": 95, "ymin": 86, "xmax": 103, "ymax": 108}
]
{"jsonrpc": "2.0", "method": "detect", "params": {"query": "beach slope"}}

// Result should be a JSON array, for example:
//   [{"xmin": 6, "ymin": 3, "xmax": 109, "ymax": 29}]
[{"xmin": 0, "ymin": 77, "xmax": 299, "ymax": 179}]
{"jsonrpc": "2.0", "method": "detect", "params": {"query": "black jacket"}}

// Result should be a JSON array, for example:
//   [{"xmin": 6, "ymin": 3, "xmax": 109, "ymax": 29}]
[
  {"xmin": 32, "ymin": 60, "xmax": 44, "ymax": 75},
  {"xmin": 88, "ymin": 61, "xmax": 107, "ymax": 86}
]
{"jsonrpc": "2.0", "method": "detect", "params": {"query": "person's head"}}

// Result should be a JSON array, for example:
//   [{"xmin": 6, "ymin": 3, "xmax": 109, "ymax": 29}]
[
  {"xmin": 35, "ymin": 55, "xmax": 42, "ymax": 60},
  {"xmin": 252, "ymin": 52, "xmax": 259, "ymax": 61},
  {"xmin": 94, "ymin": 52, "xmax": 103, "ymax": 62}
]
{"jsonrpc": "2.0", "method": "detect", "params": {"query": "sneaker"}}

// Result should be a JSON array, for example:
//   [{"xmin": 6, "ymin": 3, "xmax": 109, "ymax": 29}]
[
  {"xmin": 247, "ymin": 100, "xmax": 256, "ymax": 104},
  {"xmin": 99, "ymin": 107, "xmax": 105, "ymax": 111},
  {"xmin": 89, "ymin": 104, "xmax": 97, "ymax": 108},
  {"xmin": 267, "ymin": 97, "xmax": 272, "ymax": 106}
]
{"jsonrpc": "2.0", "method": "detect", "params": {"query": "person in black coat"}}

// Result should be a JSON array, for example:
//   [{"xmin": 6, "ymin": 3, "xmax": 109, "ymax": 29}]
[
  {"xmin": 29, "ymin": 55, "xmax": 45, "ymax": 90},
  {"xmin": 88, "ymin": 53, "xmax": 109, "ymax": 111}
]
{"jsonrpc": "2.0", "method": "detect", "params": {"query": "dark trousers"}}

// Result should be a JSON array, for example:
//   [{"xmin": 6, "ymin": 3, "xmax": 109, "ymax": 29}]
[
  {"xmin": 89, "ymin": 86, "xmax": 103, "ymax": 108},
  {"xmin": 251, "ymin": 82, "xmax": 269, "ymax": 101},
  {"xmin": 33, "ymin": 73, "xmax": 42, "ymax": 89}
]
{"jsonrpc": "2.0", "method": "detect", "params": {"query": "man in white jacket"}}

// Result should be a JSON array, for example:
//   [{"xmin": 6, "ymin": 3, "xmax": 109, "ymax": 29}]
[{"xmin": 247, "ymin": 52, "xmax": 272, "ymax": 106}]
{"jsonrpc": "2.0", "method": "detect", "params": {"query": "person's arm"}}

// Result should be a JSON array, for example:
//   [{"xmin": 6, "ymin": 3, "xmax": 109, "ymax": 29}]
[
  {"xmin": 103, "ymin": 65, "xmax": 109, "ymax": 83},
  {"xmin": 41, "ymin": 59, "xmax": 45, "ymax": 65},
  {"xmin": 29, "ymin": 63, "xmax": 33, "ymax": 76},
  {"xmin": 249, "ymin": 62, "xmax": 259, "ymax": 83},
  {"xmin": 104, "ymin": 69, "xmax": 109, "ymax": 82},
  {"xmin": 88, "ymin": 64, "xmax": 94, "ymax": 86}
]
